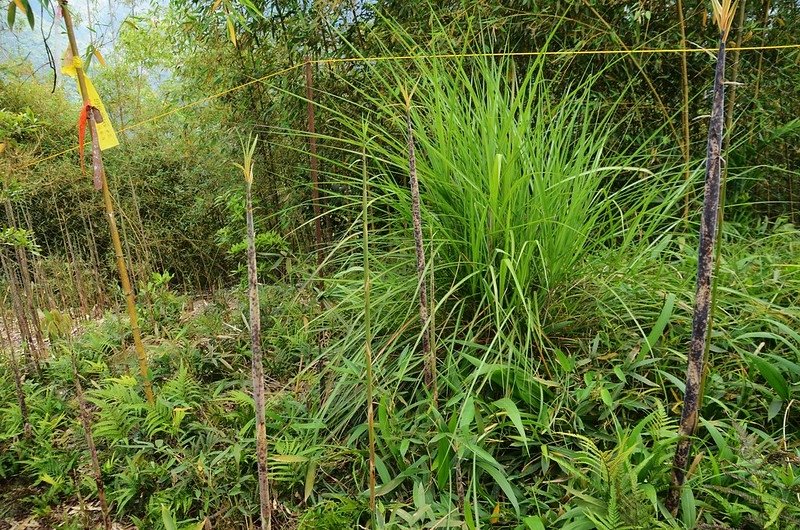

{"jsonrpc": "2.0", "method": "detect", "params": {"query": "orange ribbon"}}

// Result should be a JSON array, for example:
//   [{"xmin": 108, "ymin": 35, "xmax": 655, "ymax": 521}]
[{"xmin": 77, "ymin": 101, "xmax": 91, "ymax": 174}]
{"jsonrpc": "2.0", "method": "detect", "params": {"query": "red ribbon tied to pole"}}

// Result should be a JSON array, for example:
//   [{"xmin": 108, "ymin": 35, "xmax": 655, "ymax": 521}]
[
  {"xmin": 77, "ymin": 102, "xmax": 104, "ymax": 191},
  {"xmin": 77, "ymin": 101, "xmax": 91, "ymax": 174}
]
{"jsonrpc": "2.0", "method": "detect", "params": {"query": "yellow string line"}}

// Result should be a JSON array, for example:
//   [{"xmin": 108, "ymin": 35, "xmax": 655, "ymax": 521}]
[
  {"xmin": 317, "ymin": 42, "xmax": 800, "ymax": 65},
  {"xmin": 18, "ymin": 43, "xmax": 800, "ymax": 170}
]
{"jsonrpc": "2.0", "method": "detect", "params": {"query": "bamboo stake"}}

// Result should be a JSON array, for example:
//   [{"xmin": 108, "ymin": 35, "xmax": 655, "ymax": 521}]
[
  {"xmin": 667, "ymin": 0, "xmax": 737, "ymax": 514},
  {"xmin": 361, "ymin": 128, "xmax": 376, "ymax": 514},
  {"xmin": 403, "ymin": 90, "xmax": 436, "ymax": 405},
  {"xmin": 240, "ymin": 135, "xmax": 272, "ymax": 530},
  {"xmin": 59, "ymin": 0, "xmax": 154, "ymax": 404}
]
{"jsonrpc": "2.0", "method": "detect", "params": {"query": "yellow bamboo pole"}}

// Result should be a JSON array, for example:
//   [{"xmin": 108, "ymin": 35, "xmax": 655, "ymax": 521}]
[{"xmin": 59, "ymin": 0, "xmax": 154, "ymax": 404}]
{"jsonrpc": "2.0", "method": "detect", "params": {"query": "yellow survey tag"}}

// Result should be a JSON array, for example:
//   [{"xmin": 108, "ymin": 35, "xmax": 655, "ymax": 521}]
[{"xmin": 61, "ymin": 51, "xmax": 119, "ymax": 151}]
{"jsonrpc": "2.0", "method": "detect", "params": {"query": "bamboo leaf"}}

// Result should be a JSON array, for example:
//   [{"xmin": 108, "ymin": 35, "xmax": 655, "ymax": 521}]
[
  {"xmin": 493, "ymin": 397, "xmax": 527, "ymax": 448},
  {"xmin": 476, "ymin": 460, "xmax": 519, "ymax": 515},
  {"xmin": 271, "ymin": 454, "xmax": 308, "ymax": 463},
  {"xmin": 92, "ymin": 47, "xmax": 107, "ymax": 66},
  {"xmin": 640, "ymin": 292, "xmax": 675, "ymax": 357},
  {"xmin": 304, "ymin": 460, "xmax": 316, "ymax": 502},
  {"xmin": 7, "ymin": 1, "xmax": 16, "ymax": 28},
  {"xmin": 161, "ymin": 505, "xmax": 178, "ymax": 530},
  {"xmin": 680, "ymin": 486, "xmax": 697, "ymax": 527},
  {"xmin": 226, "ymin": 16, "xmax": 236, "ymax": 47},
  {"xmin": 523, "ymin": 516, "xmax": 545, "ymax": 530},
  {"xmin": 19, "ymin": 0, "xmax": 31, "ymax": 28},
  {"xmin": 747, "ymin": 352, "xmax": 790, "ymax": 400}
]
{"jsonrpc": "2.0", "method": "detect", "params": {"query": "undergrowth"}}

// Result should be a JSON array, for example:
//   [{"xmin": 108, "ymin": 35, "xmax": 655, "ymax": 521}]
[{"xmin": 0, "ymin": 218, "xmax": 798, "ymax": 528}]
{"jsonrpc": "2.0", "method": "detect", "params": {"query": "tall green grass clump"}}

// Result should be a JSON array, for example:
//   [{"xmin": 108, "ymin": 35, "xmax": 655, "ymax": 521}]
[
  {"xmin": 285, "ymin": 47, "xmax": 691, "ymax": 525},
  {"xmin": 317, "ymin": 52, "xmax": 685, "ymax": 369}
]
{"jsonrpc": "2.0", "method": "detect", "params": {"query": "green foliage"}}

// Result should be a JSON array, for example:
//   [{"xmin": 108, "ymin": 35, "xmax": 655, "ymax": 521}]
[
  {"xmin": 1, "ymin": 219, "xmax": 799, "ymax": 528},
  {"xmin": 0, "ymin": 226, "xmax": 39, "ymax": 253},
  {"xmin": 322, "ymin": 50, "xmax": 685, "ymax": 356},
  {"xmin": 0, "ymin": 107, "xmax": 40, "ymax": 144},
  {"xmin": 213, "ymin": 187, "xmax": 289, "ymax": 283}
]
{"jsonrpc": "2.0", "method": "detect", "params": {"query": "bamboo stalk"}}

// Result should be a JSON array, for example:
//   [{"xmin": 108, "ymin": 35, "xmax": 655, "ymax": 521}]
[
  {"xmin": 752, "ymin": 0, "xmax": 770, "ymax": 104},
  {"xmin": 71, "ymin": 349, "xmax": 112, "ymax": 530},
  {"xmin": 241, "ymin": 135, "xmax": 272, "ymax": 530},
  {"xmin": 79, "ymin": 202, "xmax": 107, "ymax": 314},
  {"xmin": 4, "ymin": 203, "xmax": 47, "ymax": 358},
  {"xmin": 723, "ymin": 0, "xmax": 747, "ymax": 151},
  {"xmin": 581, "ymin": 0, "xmax": 680, "ymax": 144},
  {"xmin": 1, "ymin": 249, "xmax": 39, "ymax": 373},
  {"xmin": 667, "ymin": 0, "xmax": 736, "ymax": 514},
  {"xmin": 1, "ymin": 188, "xmax": 44, "ymax": 361},
  {"xmin": 361, "ymin": 130, "xmax": 376, "ymax": 514},
  {"xmin": 704, "ymin": 0, "xmax": 747, "ymax": 377},
  {"xmin": 455, "ymin": 455, "xmax": 466, "ymax": 516},
  {"xmin": 22, "ymin": 209, "xmax": 56, "ymax": 312},
  {"xmin": 59, "ymin": 0, "xmax": 154, "ymax": 404},
  {"xmin": 1, "ymin": 292, "xmax": 30, "ymax": 438},
  {"xmin": 403, "ymin": 91, "xmax": 436, "ymax": 403},
  {"xmin": 305, "ymin": 58, "xmax": 323, "ymax": 272},
  {"xmin": 60, "ymin": 204, "xmax": 90, "ymax": 315},
  {"xmin": 677, "ymin": 0, "xmax": 692, "ymax": 221}
]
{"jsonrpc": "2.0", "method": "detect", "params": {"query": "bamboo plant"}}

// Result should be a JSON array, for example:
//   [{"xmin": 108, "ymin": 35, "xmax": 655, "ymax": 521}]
[
  {"xmin": 1, "ymin": 290, "xmax": 30, "ymax": 438},
  {"xmin": 237, "ymin": 134, "xmax": 272, "ymax": 530},
  {"xmin": 70, "ymin": 346, "xmax": 112, "ymax": 530},
  {"xmin": 676, "ymin": 0, "xmax": 692, "ymax": 221},
  {"xmin": 667, "ymin": 0, "xmax": 738, "ymax": 514}
]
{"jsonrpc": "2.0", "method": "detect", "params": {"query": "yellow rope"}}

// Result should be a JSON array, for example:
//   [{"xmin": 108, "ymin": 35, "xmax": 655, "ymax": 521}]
[
  {"xmin": 317, "ymin": 43, "xmax": 800, "ymax": 65},
  {"xmin": 18, "ymin": 42, "xmax": 800, "ymax": 170}
]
